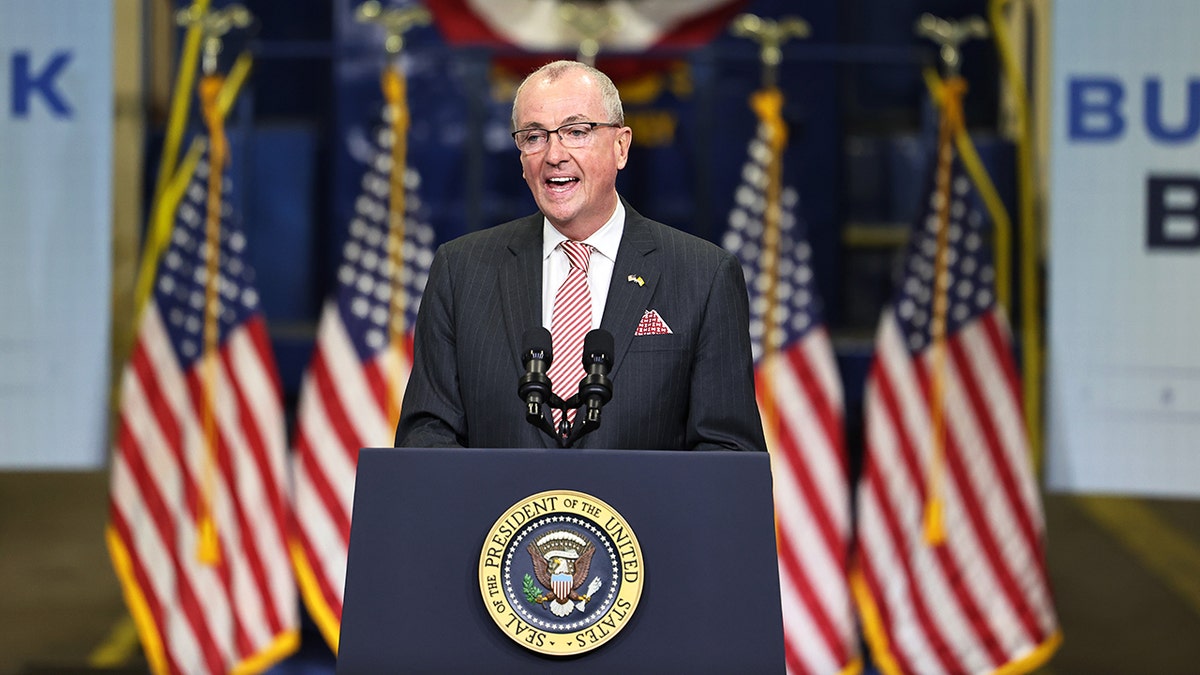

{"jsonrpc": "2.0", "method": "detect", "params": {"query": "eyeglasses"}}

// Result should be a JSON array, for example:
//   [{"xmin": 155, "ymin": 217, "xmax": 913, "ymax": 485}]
[{"xmin": 511, "ymin": 121, "xmax": 621, "ymax": 153}]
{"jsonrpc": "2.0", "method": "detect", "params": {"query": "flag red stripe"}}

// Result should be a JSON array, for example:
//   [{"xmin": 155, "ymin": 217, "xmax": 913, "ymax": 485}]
[
  {"xmin": 856, "ymin": 503, "xmax": 920, "ymax": 675},
  {"xmin": 765, "ymin": 389, "xmax": 850, "ymax": 660},
  {"xmin": 979, "ymin": 320, "xmax": 1055, "ymax": 628},
  {"xmin": 108, "ymin": 501, "xmax": 185, "ymax": 675},
  {"xmin": 117, "ymin": 415, "xmax": 227, "ymax": 673},
  {"xmin": 981, "ymin": 314, "xmax": 1050, "ymax": 567},
  {"xmin": 310, "ymin": 345, "xmax": 365, "ymax": 466},
  {"xmin": 361, "ymin": 355, "xmax": 392, "ymax": 425},
  {"xmin": 292, "ymin": 508, "xmax": 346, "ymax": 622},
  {"xmin": 786, "ymin": 345, "xmax": 846, "ymax": 470},
  {"xmin": 947, "ymin": 320, "xmax": 1050, "ymax": 644},
  {"xmin": 907, "ymin": 343, "xmax": 1011, "ymax": 667},
  {"xmin": 862, "ymin": 450, "xmax": 955, "ymax": 674},
  {"xmin": 296, "ymin": 428, "xmax": 353, "ymax": 547},
  {"xmin": 759, "ymin": 341, "xmax": 854, "ymax": 672},
  {"xmin": 218, "ymin": 339, "xmax": 287, "ymax": 638},
  {"xmin": 867, "ymin": 356, "xmax": 961, "ymax": 673},
  {"xmin": 130, "ymin": 339, "xmax": 183, "ymax": 464},
  {"xmin": 182, "ymin": 369, "xmax": 257, "ymax": 659},
  {"xmin": 776, "ymin": 520, "xmax": 848, "ymax": 669}
]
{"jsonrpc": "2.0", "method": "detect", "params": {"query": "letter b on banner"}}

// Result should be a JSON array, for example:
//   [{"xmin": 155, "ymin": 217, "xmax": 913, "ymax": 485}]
[{"xmin": 1147, "ymin": 175, "xmax": 1200, "ymax": 249}]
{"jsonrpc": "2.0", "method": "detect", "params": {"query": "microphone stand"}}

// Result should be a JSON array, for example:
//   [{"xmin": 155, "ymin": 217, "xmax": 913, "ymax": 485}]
[{"xmin": 519, "ymin": 330, "xmax": 613, "ymax": 448}]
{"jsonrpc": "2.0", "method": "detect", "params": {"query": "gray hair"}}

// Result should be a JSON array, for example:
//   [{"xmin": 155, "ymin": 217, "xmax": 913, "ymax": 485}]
[{"xmin": 511, "ymin": 60, "xmax": 625, "ymax": 129}]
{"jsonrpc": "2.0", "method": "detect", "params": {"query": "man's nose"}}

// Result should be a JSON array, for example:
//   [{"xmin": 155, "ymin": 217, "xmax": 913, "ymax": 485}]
[{"xmin": 544, "ymin": 132, "xmax": 571, "ymax": 162}]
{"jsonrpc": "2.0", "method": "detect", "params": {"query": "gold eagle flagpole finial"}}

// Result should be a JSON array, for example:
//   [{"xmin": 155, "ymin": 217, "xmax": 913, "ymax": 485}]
[
  {"xmin": 176, "ymin": 2, "xmax": 253, "ymax": 76},
  {"xmin": 915, "ymin": 12, "xmax": 989, "ymax": 80},
  {"xmin": 355, "ymin": 1, "xmax": 432, "ymax": 55},
  {"xmin": 730, "ymin": 13, "xmax": 810, "ymax": 90}
]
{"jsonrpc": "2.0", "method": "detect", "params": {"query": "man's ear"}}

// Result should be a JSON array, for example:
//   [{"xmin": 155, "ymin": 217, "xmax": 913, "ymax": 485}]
[{"xmin": 614, "ymin": 126, "xmax": 632, "ymax": 170}]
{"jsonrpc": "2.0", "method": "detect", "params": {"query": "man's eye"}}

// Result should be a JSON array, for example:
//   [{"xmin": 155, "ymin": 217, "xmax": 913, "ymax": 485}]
[
  {"xmin": 564, "ymin": 126, "xmax": 590, "ymax": 139},
  {"xmin": 526, "ymin": 131, "xmax": 548, "ymax": 144}
]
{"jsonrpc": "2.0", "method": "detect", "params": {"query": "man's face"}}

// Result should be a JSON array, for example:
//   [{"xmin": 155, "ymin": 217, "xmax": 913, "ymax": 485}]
[{"xmin": 513, "ymin": 69, "xmax": 631, "ymax": 239}]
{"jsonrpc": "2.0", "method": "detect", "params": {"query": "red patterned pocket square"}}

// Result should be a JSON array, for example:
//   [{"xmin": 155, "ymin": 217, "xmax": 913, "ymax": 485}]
[{"xmin": 634, "ymin": 309, "xmax": 673, "ymax": 336}]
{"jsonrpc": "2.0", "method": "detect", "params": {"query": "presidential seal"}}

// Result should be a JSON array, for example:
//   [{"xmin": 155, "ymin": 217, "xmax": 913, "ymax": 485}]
[{"xmin": 478, "ymin": 489, "xmax": 644, "ymax": 656}]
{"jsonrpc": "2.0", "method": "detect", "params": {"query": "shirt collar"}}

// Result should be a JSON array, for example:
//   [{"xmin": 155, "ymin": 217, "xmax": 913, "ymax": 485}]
[{"xmin": 542, "ymin": 199, "xmax": 626, "ymax": 263}]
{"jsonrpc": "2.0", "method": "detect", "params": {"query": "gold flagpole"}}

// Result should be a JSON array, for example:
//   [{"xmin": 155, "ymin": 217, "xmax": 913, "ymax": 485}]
[
  {"xmin": 356, "ymin": 1, "xmax": 431, "ymax": 426},
  {"xmin": 731, "ymin": 14, "xmax": 809, "ymax": 365},
  {"xmin": 729, "ymin": 14, "xmax": 809, "ymax": 432},
  {"xmin": 914, "ymin": 14, "xmax": 989, "ymax": 546},
  {"xmin": 730, "ymin": 14, "xmax": 810, "ymax": 545},
  {"xmin": 191, "ymin": 3, "xmax": 253, "ymax": 566},
  {"xmin": 990, "ymin": 0, "xmax": 1044, "ymax": 472}
]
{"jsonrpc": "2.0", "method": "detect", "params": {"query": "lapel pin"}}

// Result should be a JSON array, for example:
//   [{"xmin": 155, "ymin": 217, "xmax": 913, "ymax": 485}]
[{"xmin": 627, "ymin": 274, "xmax": 644, "ymax": 287}]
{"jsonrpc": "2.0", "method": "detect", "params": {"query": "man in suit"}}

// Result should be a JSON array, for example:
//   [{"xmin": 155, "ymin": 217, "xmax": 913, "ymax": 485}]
[{"xmin": 395, "ymin": 60, "xmax": 765, "ymax": 453}]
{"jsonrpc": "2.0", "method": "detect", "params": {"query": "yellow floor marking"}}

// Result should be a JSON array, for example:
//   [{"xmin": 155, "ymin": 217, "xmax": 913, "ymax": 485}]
[
  {"xmin": 88, "ymin": 613, "xmax": 139, "ymax": 667},
  {"xmin": 1074, "ymin": 495, "xmax": 1200, "ymax": 619}
]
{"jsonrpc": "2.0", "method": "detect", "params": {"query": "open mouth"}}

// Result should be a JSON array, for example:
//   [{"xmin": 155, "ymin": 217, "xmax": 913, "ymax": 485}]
[{"xmin": 545, "ymin": 176, "xmax": 579, "ymax": 192}]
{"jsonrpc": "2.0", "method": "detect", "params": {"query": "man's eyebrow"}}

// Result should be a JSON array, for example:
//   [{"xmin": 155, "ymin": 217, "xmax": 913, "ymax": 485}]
[{"xmin": 516, "ymin": 114, "xmax": 593, "ymax": 130}]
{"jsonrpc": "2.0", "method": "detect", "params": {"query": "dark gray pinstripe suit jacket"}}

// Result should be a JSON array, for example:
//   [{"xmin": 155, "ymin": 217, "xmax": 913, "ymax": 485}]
[{"xmin": 394, "ymin": 201, "xmax": 766, "ymax": 452}]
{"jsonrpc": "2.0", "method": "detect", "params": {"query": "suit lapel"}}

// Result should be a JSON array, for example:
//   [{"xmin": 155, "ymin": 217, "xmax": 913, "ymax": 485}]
[
  {"xmin": 601, "ymin": 206, "xmax": 659, "ymax": 380},
  {"xmin": 499, "ymin": 216, "xmax": 556, "ymax": 448},
  {"xmin": 499, "ymin": 217, "xmax": 544, "ymax": 370}
]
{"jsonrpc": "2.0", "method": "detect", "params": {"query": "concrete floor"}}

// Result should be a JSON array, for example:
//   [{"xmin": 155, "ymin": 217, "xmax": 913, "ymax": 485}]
[{"xmin": 2, "ymin": 471, "xmax": 1199, "ymax": 674}]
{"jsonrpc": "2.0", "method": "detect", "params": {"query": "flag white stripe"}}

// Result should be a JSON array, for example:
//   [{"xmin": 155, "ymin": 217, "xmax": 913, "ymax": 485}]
[
  {"xmin": 112, "ymin": 454, "xmax": 204, "ymax": 671},
  {"xmin": 215, "ymin": 344, "xmax": 273, "ymax": 645},
  {"xmin": 137, "ymin": 308, "xmax": 237, "ymax": 664},
  {"xmin": 216, "ymin": 330, "xmax": 296, "ymax": 644},
  {"xmin": 965, "ymin": 317, "xmax": 1046, "ymax": 527},
  {"xmin": 925, "ymin": 355, "xmax": 1028, "ymax": 668},
  {"xmin": 870, "ymin": 325, "xmax": 984, "ymax": 669},
  {"xmin": 317, "ymin": 305, "xmax": 391, "ymax": 440},
  {"xmin": 294, "ymin": 458, "xmax": 350, "ymax": 600},
  {"xmin": 954, "ymin": 318, "xmax": 1057, "ymax": 637},
  {"xmin": 764, "ymin": 354, "xmax": 853, "ymax": 640},
  {"xmin": 766, "ymin": 348, "xmax": 849, "ymax": 532},
  {"xmin": 296, "ymin": 367, "xmax": 358, "ymax": 519},
  {"xmin": 857, "ymin": 478, "xmax": 939, "ymax": 673},
  {"xmin": 805, "ymin": 329, "xmax": 844, "ymax": 414},
  {"xmin": 778, "ymin": 560, "xmax": 839, "ymax": 675}
]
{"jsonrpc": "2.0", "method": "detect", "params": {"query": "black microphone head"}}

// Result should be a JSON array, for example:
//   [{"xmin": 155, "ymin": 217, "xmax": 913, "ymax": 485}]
[
  {"xmin": 582, "ymin": 328, "xmax": 614, "ymax": 367},
  {"xmin": 522, "ymin": 327, "xmax": 553, "ymax": 367}
]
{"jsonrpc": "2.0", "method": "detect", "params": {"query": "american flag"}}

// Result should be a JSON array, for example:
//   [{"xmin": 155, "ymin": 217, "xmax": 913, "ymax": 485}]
[
  {"xmin": 107, "ymin": 144, "xmax": 299, "ymax": 674},
  {"xmin": 290, "ymin": 98, "xmax": 435, "ymax": 650},
  {"xmin": 723, "ymin": 119, "xmax": 858, "ymax": 675},
  {"xmin": 852, "ymin": 141, "xmax": 1060, "ymax": 674}
]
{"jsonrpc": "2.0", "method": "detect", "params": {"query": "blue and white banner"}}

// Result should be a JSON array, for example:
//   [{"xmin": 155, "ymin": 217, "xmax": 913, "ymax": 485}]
[
  {"xmin": 0, "ymin": 0, "xmax": 113, "ymax": 468},
  {"xmin": 1047, "ymin": 0, "xmax": 1200, "ymax": 496}
]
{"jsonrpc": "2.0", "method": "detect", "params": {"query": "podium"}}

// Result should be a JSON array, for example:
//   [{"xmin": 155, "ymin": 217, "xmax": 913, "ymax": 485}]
[{"xmin": 337, "ymin": 447, "xmax": 785, "ymax": 673}]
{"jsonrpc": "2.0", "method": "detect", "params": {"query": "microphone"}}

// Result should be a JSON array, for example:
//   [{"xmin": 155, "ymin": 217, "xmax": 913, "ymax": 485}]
[
  {"xmin": 577, "ymin": 329, "xmax": 614, "ymax": 425},
  {"xmin": 518, "ymin": 327, "xmax": 554, "ymax": 419}
]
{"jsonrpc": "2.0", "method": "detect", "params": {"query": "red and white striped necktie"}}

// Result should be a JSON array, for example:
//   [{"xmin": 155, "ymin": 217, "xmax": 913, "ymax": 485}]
[{"xmin": 547, "ymin": 240, "xmax": 592, "ymax": 428}]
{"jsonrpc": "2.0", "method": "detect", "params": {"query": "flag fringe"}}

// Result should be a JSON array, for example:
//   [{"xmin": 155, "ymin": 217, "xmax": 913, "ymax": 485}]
[
  {"xmin": 290, "ymin": 539, "xmax": 343, "ymax": 654},
  {"xmin": 106, "ymin": 526, "xmax": 170, "ymax": 675}
]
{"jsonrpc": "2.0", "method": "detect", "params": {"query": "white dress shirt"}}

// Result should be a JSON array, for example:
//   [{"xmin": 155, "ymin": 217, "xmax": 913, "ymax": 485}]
[{"xmin": 541, "ymin": 199, "xmax": 625, "ymax": 331}]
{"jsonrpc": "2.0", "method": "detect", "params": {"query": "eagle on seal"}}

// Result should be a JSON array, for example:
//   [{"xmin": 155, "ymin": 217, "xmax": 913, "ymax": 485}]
[{"xmin": 527, "ymin": 539, "xmax": 598, "ymax": 617}]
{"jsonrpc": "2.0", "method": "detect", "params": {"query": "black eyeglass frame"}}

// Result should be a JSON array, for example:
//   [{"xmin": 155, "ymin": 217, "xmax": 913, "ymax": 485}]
[{"xmin": 511, "ymin": 121, "xmax": 622, "ymax": 152}]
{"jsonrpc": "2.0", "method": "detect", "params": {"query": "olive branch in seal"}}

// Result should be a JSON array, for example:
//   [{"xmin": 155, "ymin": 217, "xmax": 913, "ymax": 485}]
[{"xmin": 523, "ymin": 574, "xmax": 542, "ymax": 603}]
